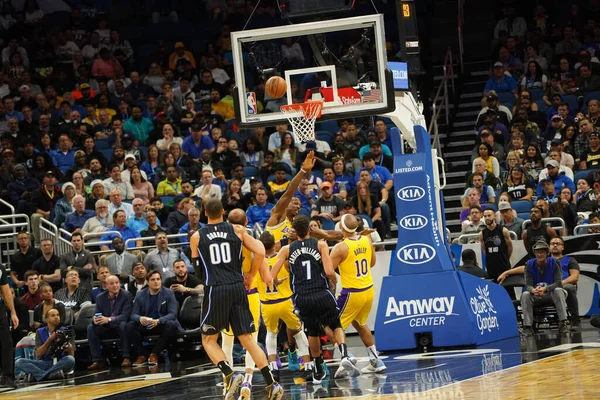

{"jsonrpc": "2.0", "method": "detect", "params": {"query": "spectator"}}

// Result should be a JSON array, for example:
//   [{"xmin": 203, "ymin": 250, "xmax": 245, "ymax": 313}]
[
  {"xmin": 477, "ymin": 111, "xmax": 510, "ymax": 146},
  {"xmin": 588, "ymin": 100, "xmax": 600, "ymax": 130},
  {"xmin": 123, "ymin": 106, "xmax": 153, "ymax": 145},
  {"xmin": 520, "ymin": 241, "xmax": 569, "ymax": 336},
  {"xmin": 9, "ymin": 231, "xmax": 42, "ymax": 288},
  {"xmin": 87, "ymin": 274, "xmax": 134, "ymax": 369},
  {"xmin": 311, "ymin": 181, "xmax": 346, "ymax": 223},
  {"xmin": 538, "ymin": 179, "xmax": 559, "ymax": 203},
  {"xmin": 195, "ymin": 169, "xmax": 222, "ymax": 201},
  {"xmin": 32, "ymin": 283, "xmax": 66, "ymax": 330},
  {"xmin": 144, "ymin": 231, "xmax": 190, "ymax": 278},
  {"xmin": 498, "ymin": 201, "xmax": 524, "ymax": 238},
  {"xmin": 54, "ymin": 269, "xmax": 91, "ymax": 317},
  {"xmin": 91, "ymin": 47, "xmax": 124, "ymax": 79},
  {"xmin": 20, "ymin": 270, "xmax": 42, "ymax": 310},
  {"xmin": 476, "ymin": 94, "xmax": 512, "ymax": 130},
  {"xmin": 7, "ymin": 163, "xmax": 39, "ymax": 208},
  {"xmin": 104, "ymin": 165, "xmax": 135, "ymax": 200},
  {"xmin": 63, "ymin": 194, "xmax": 94, "ymax": 233},
  {"xmin": 53, "ymin": 182, "xmax": 76, "ymax": 228},
  {"xmin": 172, "ymin": 180, "xmax": 200, "ymax": 205},
  {"xmin": 545, "ymin": 141, "xmax": 575, "ymax": 170},
  {"xmin": 522, "ymin": 144, "xmax": 545, "ymax": 177},
  {"xmin": 90, "ymin": 265, "xmax": 111, "ymax": 303},
  {"xmin": 522, "ymin": 208, "xmax": 558, "ymax": 256},
  {"xmin": 14, "ymin": 308, "xmax": 75, "ymax": 382},
  {"xmin": 502, "ymin": 166, "xmax": 534, "ymax": 201},
  {"xmin": 352, "ymin": 181, "xmax": 386, "ymax": 239},
  {"xmin": 222, "ymin": 179, "xmax": 247, "ymax": 215},
  {"xmin": 293, "ymin": 178, "xmax": 316, "ymax": 215},
  {"xmin": 209, "ymin": 88, "xmax": 234, "ymax": 121},
  {"xmin": 551, "ymin": 187, "xmax": 578, "ymax": 234},
  {"xmin": 462, "ymin": 173, "xmax": 496, "ymax": 208},
  {"xmin": 576, "ymin": 64, "xmax": 600, "ymax": 96},
  {"xmin": 81, "ymin": 199, "xmax": 114, "ymax": 237},
  {"xmin": 169, "ymin": 42, "xmax": 196, "ymax": 71},
  {"xmin": 156, "ymin": 123, "xmax": 183, "ymax": 152},
  {"xmin": 50, "ymin": 134, "xmax": 76, "ymax": 175},
  {"xmin": 125, "ymin": 71, "xmax": 153, "ymax": 102},
  {"xmin": 579, "ymin": 131, "xmax": 600, "ymax": 170},
  {"xmin": 192, "ymin": 69, "xmax": 222, "ymax": 104},
  {"xmin": 59, "ymin": 231, "xmax": 96, "ymax": 292},
  {"xmin": 100, "ymin": 210, "xmax": 141, "ymax": 250},
  {"xmin": 542, "ymin": 115, "xmax": 568, "ymax": 152},
  {"xmin": 471, "ymin": 142, "xmax": 500, "ymax": 177},
  {"xmin": 573, "ymin": 178, "xmax": 596, "ymax": 213},
  {"xmin": 483, "ymin": 62, "xmax": 518, "ymax": 101},
  {"xmin": 129, "ymin": 166, "xmax": 154, "ymax": 204},
  {"xmin": 457, "ymin": 249, "xmax": 487, "ymax": 278},
  {"xmin": 128, "ymin": 262, "xmax": 148, "ymax": 298},
  {"xmin": 163, "ymin": 259, "xmax": 203, "ymax": 308},
  {"xmin": 121, "ymin": 154, "xmax": 147, "ymax": 182},
  {"xmin": 247, "ymin": 187, "xmax": 275, "ymax": 228},
  {"xmin": 520, "ymin": 61, "xmax": 547, "ymax": 90},
  {"xmin": 574, "ymin": 118, "xmax": 595, "ymax": 163},
  {"xmin": 355, "ymin": 152, "xmax": 393, "ymax": 191},
  {"xmin": 539, "ymin": 154, "xmax": 574, "ymax": 181},
  {"xmin": 106, "ymin": 190, "xmax": 134, "ymax": 222},
  {"xmin": 127, "ymin": 198, "xmax": 151, "ymax": 233},
  {"xmin": 32, "ymin": 239, "xmax": 62, "ymax": 293},
  {"xmin": 535, "ymin": 160, "xmax": 575, "ymax": 198},
  {"xmin": 268, "ymin": 164, "xmax": 290, "ymax": 197},
  {"xmin": 457, "ymin": 206, "xmax": 485, "ymax": 243},
  {"xmin": 460, "ymin": 188, "xmax": 486, "ymax": 222},
  {"xmin": 213, "ymin": 136, "xmax": 240, "ymax": 174},
  {"xmin": 105, "ymin": 237, "xmax": 139, "ymax": 281},
  {"xmin": 493, "ymin": 7, "xmax": 527, "ymax": 40},
  {"xmin": 182, "ymin": 124, "xmax": 215, "ymax": 161},
  {"xmin": 127, "ymin": 270, "xmax": 181, "ymax": 367}
]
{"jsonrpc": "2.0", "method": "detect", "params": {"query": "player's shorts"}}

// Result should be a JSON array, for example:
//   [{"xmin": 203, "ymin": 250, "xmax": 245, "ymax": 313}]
[
  {"xmin": 337, "ymin": 285, "xmax": 374, "ymax": 330},
  {"xmin": 294, "ymin": 290, "xmax": 339, "ymax": 335},
  {"xmin": 201, "ymin": 283, "xmax": 255, "ymax": 336},
  {"xmin": 261, "ymin": 296, "xmax": 302, "ymax": 333},
  {"xmin": 224, "ymin": 289, "xmax": 260, "ymax": 336}
]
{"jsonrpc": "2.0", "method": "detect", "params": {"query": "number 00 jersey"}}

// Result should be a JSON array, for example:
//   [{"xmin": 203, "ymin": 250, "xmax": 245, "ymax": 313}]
[
  {"xmin": 197, "ymin": 222, "xmax": 243, "ymax": 286},
  {"xmin": 257, "ymin": 253, "xmax": 293, "ymax": 302},
  {"xmin": 338, "ymin": 236, "xmax": 373, "ymax": 290},
  {"xmin": 288, "ymin": 238, "xmax": 328, "ymax": 295}
]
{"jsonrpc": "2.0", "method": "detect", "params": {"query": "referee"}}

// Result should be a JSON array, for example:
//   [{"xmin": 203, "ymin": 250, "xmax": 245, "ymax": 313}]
[{"xmin": 0, "ymin": 263, "xmax": 19, "ymax": 388}]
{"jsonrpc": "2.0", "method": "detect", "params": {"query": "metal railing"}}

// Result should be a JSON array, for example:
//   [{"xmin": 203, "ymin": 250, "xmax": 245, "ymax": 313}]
[
  {"xmin": 124, "ymin": 234, "xmax": 188, "ymax": 253},
  {"xmin": 457, "ymin": 0, "xmax": 464, "ymax": 73},
  {"xmin": 574, "ymin": 223, "xmax": 600, "ymax": 236},
  {"xmin": 456, "ymin": 231, "xmax": 518, "ymax": 244},
  {"xmin": 428, "ymin": 47, "xmax": 455, "ymax": 157},
  {"xmin": 0, "ymin": 210, "xmax": 31, "ymax": 269},
  {"xmin": 521, "ymin": 218, "xmax": 566, "ymax": 234}
]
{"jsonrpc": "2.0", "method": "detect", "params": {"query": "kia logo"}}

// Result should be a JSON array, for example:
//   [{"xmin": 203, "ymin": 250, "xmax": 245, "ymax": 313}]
[
  {"xmin": 397, "ymin": 243, "xmax": 436, "ymax": 265},
  {"xmin": 396, "ymin": 186, "xmax": 425, "ymax": 202},
  {"xmin": 399, "ymin": 214, "xmax": 428, "ymax": 230}
]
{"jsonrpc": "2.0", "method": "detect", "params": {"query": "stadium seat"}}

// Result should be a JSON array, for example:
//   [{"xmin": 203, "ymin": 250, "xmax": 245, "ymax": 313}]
[
  {"xmin": 243, "ymin": 166, "xmax": 259, "ymax": 178},
  {"xmin": 100, "ymin": 149, "xmax": 114, "ymax": 161},
  {"xmin": 562, "ymin": 95, "xmax": 579, "ymax": 113},
  {"xmin": 517, "ymin": 212, "xmax": 530, "ymax": 221},
  {"xmin": 535, "ymin": 100, "xmax": 548, "ymax": 113},
  {"xmin": 498, "ymin": 92, "xmax": 516, "ymax": 110},
  {"xmin": 95, "ymin": 140, "xmax": 110, "ymax": 150},
  {"xmin": 161, "ymin": 196, "xmax": 174, "ymax": 206},
  {"xmin": 138, "ymin": 146, "xmax": 148, "ymax": 159},
  {"xmin": 483, "ymin": 202, "xmax": 497, "ymax": 212},
  {"xmin": 317, "ymin": 120, "xmax": 339, "ymax": 134},
  {"xmin": 511, "ymin": 200, "xmax": 533, "ymax": 214},
  {"xmin": 316, "ymin": 131, "xmax": 334, "ymax": 146},
  {"xmin": 582, "ymin": 91, "xmax": 600, "ymax": 112},
  {"xmin": 74, "ymin": 303, "xmax": 95, "ymax": 339},
  {"xmin": 528, "ymin": 88, "xmax": 544, "ymax": 101},
  {"xmin": 311, "ymin": 170, "xmax": 324, "ymax": 181},
  {"xmin": 267, "ymin": 173, "xmax": 293, "ymax": 182},
  {"xmin": 574, "ymin": 170, "xmax": 591, "ymax": 184}
]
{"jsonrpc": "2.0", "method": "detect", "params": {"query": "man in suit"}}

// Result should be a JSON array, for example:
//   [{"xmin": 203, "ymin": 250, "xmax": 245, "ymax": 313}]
[
  {"xmin": 126, "ymin": 270, "xmax": 181, "ymax": 366},
  {"xmin": 127, "ymin": 262, "xmax": 148, "ymax": 297},
  {"xmin": 87, "ymin": 275, "xmax": 134, "ymax": 369},
  {"xmin": 105, "ymin": 237, "xmax": 138, "ymax": 282}
]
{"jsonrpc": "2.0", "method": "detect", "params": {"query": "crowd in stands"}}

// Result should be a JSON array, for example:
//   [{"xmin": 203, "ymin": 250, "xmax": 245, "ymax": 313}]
[
  {"xmin": 459, "ymin": 2, "xmax": 600, "ymax": 242},
  {"xmin": 0, "ymin": 0, "xmax": 400, "ymax": 382}
]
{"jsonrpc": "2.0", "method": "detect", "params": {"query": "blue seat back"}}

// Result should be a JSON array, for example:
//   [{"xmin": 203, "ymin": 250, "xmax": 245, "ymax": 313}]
[
  {"xmin": 562, "ymin": 95, "xmax": 579, "ymax": 113},
  {"xmin": 574, "ymin": 170, "xmax": 591, "ymax": 184},
  {"xmin": 511, "ymin": 200, "xmax": 533, "ymax": 213},
  {"xmin": 243, "ymin": 166, "xmax": 259, "ymax": 178}
]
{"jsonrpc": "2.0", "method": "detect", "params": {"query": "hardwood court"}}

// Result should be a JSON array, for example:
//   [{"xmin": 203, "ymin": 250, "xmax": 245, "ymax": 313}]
[{"xmin": 2, "ymin": 325, "xmax": 599, "ymax": 399}]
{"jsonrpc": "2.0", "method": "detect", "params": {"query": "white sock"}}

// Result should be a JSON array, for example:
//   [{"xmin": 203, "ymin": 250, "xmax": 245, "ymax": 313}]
[
  {"xmin": 367, "ymin": 345, "xmax": 378, "ymax": 359},
  {"xmin": 221, "ymin": 332, "xmax": 234, "ymax": 367},
  {"xmin": 244, "ymin": 373, "xmax": 253, "ymax": 384},
  {"xmin": 334, "ymin": 343, "xmax": 339, "ymax": 359},
  {"xmin": 293, "ymin": 330, "xmax": 310, "ymax": 358},
  {"xmin": 266, "ymin": 331, "xmax": 278, "ymax": 358},
  {"xmin": 244, "ymin": 331, "xmax": 258, "ymax": 371}
]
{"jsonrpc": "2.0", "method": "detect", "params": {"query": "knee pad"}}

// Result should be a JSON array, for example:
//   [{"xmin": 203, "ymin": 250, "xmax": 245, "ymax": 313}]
[{"xmin": 293, "ymin": 330, "xmax": 310, "ymax": 357}]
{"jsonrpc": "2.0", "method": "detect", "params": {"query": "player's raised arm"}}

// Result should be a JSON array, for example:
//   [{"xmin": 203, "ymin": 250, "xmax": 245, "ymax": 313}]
[
  {"xmin": 318, "ymin": 240, "xmax": 336, "ymax": 285},
  {"xmin": 311, "ymin": 227, "xmax": 343, "ymax": 242},
  {"xmin": 267, "ymin": 151, "xmax": 315, "ymax": 224},
  {"xmin": 270, "ymin": 245, "xmax": 289, "ymax": 284}
]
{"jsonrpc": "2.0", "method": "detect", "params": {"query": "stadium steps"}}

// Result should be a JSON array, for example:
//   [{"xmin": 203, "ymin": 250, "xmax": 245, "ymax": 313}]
[{"xmin": 440, "ymin": 59, "xmax": 491, "ymax": 234}]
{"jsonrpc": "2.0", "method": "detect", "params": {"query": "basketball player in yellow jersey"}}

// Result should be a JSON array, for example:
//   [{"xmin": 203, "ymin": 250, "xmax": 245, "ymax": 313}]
[
  {"xmin": 257, "ymin": 231, "xmax": 311, "ymax": 381},
  {"xmin": 329, "ymin": 214, "xmax": 386, "ymax": 375},
  {"xmin": 266, "ymin": 151, "xmax": 342, "ymax": 247}
]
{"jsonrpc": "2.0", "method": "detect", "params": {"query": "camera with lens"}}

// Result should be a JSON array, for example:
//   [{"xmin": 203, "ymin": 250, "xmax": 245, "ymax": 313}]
[{"xmin": 47, "ymin": 327, "xmax": 74, "ymax": 357}]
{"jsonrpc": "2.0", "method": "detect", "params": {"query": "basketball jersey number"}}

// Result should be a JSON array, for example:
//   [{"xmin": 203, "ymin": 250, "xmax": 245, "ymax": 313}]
[
  {"xmin": 354, "ymin": 259, "xmax": 368, "ymax": 278},
  {"xmin": 302, "ymin": 260, "xmax": 312, "ymax": 280},
  {"xmin": 209, "ymin": 242, "xmax": 231, "ymax": 264}
]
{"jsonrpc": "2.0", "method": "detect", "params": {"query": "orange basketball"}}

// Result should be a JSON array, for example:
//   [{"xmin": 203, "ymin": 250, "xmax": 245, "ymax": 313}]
[{"xmin": 266, "ymin": 76, "xmax": 287, "ymax": 98}]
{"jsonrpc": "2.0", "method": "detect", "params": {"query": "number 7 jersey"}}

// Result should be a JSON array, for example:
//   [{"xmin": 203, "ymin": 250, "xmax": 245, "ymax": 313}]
[
  {"xmin": 197, "ymin": 222, "xmax": 244, "ymax": 286},
  {"xmin": 339, "ymin": 236, "xmax": 373, "ymax": 289}
]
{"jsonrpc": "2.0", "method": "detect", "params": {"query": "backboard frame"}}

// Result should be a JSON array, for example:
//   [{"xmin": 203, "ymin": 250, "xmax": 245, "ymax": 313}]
[{"xmin": 231, "ymin": 14, "xmax": 395, "ymax": 129}]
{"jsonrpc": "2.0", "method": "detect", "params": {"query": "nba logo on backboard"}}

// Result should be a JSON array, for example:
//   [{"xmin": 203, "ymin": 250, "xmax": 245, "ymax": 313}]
[{"xmin": 246, "ymin": 92, "xmax": 257, "ymax": 114}]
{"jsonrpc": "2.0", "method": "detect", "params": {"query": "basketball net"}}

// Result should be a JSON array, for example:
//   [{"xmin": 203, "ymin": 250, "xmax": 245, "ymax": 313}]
[{"xmin": 280, "ymin": 100, "xmax": 323, "ymax": 144}]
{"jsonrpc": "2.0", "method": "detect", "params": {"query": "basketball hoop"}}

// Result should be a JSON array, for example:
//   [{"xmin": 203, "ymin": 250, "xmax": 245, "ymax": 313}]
[{"xmin": 280, "ymin": 100, "xmax": 323, "ymax": 144}]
